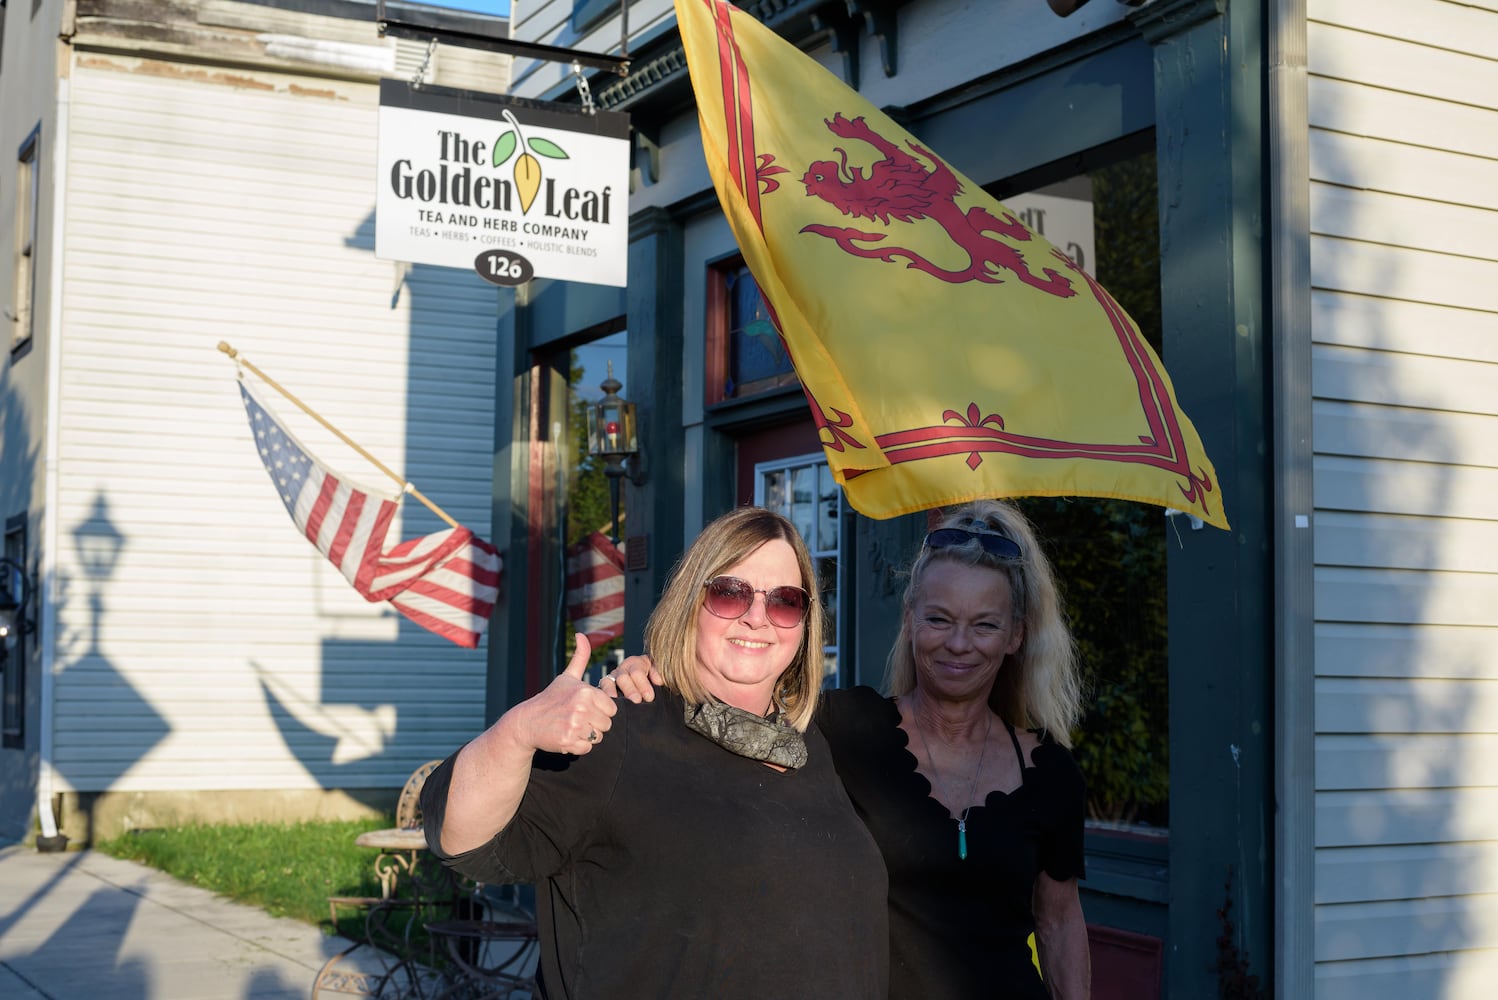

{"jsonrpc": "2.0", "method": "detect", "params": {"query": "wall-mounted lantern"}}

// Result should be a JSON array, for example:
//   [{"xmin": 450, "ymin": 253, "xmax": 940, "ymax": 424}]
[{"xmin": 585, "ymin": 361, "xmax": 645, "ymax": 543}]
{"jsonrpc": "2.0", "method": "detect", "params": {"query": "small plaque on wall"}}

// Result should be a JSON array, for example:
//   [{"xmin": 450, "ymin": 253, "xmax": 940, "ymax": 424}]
[{"xmin": 626, "ymin": 534, "xmax": 649, "ymax": 572}]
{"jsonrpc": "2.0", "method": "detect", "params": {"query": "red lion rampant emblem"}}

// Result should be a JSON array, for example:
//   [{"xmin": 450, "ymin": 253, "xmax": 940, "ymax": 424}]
[{"xmin": 799, "ymin": 114, "xmax": 1076, "ymax": 298}]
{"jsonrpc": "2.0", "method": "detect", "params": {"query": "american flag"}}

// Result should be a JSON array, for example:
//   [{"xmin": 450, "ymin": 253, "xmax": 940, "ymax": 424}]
[
  {"xmin": 239, "ymin": 379, "xmax": 501, "ymax": 649},
  {"xmin": 565, "ymin": 530, "xmax": 625, "ymax": 646}
]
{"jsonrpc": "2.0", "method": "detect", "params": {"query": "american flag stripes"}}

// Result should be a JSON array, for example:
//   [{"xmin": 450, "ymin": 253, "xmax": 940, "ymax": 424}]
[
  {"xmin": 239, "ymin": 378, "xmax": 501, "ymax": 649},
  {"xmin": 565, "ymin": 530, "xmax": 626, "ymax": 646}
]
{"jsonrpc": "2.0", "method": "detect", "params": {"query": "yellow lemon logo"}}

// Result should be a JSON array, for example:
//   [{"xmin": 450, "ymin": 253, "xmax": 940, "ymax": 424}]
[{"xmin": 493, "ymin": 109, "xmax": 570, "ymax": 214}]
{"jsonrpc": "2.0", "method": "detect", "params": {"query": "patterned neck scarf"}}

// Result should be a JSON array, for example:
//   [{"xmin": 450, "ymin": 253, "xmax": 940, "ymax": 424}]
[{"xmin": 683, "ymin": 699, "xmax": 808, "ymax": 770}]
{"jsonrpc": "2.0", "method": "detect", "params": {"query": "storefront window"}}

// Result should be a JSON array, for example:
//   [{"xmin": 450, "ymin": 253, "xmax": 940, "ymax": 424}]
[
  {"xmin": 1006, "ymin": 148, "xmax": 1169, "ymax": 833},
  {"xmin": 706, "ymin": 259, "xmax": 799, "ymax": 404}
]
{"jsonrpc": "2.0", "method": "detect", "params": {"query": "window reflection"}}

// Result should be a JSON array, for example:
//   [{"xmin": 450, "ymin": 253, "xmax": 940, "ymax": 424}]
[
  {"xmin": 1009, "ymin": 148, "xmax": 1169, "ymax": 833},
  {"xmin": 756, "ymin": 454, "xmax": 841, "ymax": 688},
  {"xmin": 562, "ymin": 331, "xmax": 629, "ymax": 674}
]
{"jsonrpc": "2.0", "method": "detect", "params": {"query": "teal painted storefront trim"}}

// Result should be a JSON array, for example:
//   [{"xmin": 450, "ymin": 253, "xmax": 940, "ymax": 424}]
[{"xmin": 1134, "ymin": 0, "xmax": 1274, "ymax": 995}]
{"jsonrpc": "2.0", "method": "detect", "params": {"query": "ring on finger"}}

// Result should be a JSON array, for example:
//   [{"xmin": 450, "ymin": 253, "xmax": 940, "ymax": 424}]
[{"xmin": 587, "ymin": 729, "xmax": 599, "ymax": 743}]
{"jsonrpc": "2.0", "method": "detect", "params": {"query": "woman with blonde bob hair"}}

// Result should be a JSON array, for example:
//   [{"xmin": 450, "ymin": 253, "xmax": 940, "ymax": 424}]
[
  {"xmin": 642, "ymin": 504, "xmax": 826, "ymax": 731},
  {"xmin": 421, "ymin": 506, "xmax": 888, "ymax": 1000},
  {"xmin": 607, "ymin": 498, "xmax": 1090, "ymax": 999}
]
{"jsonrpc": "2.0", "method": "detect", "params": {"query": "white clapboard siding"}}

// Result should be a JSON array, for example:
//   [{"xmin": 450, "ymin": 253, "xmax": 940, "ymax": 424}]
[
  {"xmin": 1314, "ymin": 401, "xmax": 1498, "ymax": 469},
  {"xmin": 1313, "ymin": 343, "xmax": 1497, "ymax": 416},
  {"xmin": 1312, "ymin": 292, "xmax": 1498, "ymax": 365},
  {"xmin": 1313, "ymin": 568, "xmax": 1498, "ymax": 627},
  {"xmin": 1309, "ymin": 76, "xmax": 1498, "ymax": 162},
  {"xmin": 1316, "ymin": 950, "xmax": 1498, "ymax": 1000},
  {"xmin": 1315, "ymin": 455, "xmax": 1498, "ymax": 521},
  {"xmin": 1308, "ymin": 0, "xmax": 1498, "ymax": 991},
  {"xmin": 1310, "ymin": 130, "xmax": 1498, "ymax": 213},
  {"xmin": 1317, "ymin": 677, "xmax": 1498, "ymax": 734},
  {"xmin": 1315, "ymin": 510, "xmax": 1498, "ymax": 573},
  {"xmin": 1317, "ymin": 622, "xmax": 1498, "ymax": 681},
  {"xmin": 1317, "ymin": 789, "xmax": 1498, "ymax": 848},
  {"xmin": 1318, "ymin": 734, "xmax": 1498, "ymax": 791},
  {"xmin": 54, "ymin": 62, "xmax": 499, "ymax": 794},
  {"xmin": 1319, "ymin": 844, "xmax": 1498, "ymax": 904},
  {"xmin": 1315, "ymin": 895, "xmax": 1498, "ymax": 962}
]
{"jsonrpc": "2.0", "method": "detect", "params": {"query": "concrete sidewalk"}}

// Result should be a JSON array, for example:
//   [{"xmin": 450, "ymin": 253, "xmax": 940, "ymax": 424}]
[{"xmin": 0, "ymin": 843, "xmax": 363, "ymax": 999}]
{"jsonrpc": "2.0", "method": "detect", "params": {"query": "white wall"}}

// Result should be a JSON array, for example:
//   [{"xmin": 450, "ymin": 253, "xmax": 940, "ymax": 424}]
[
  {"xmin": 1308, "ymin": 1, "xmax": 1498, "ymax": 996},
  {"xmin": 49, "ymin": 52, "xmax": 502, "ymax": 797}
]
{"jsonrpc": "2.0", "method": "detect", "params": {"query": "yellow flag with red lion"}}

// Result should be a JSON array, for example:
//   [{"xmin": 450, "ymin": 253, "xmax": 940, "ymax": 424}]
[{"xmin": 674, "ymin": 0, "xmax": 1228, "ymax": 529}]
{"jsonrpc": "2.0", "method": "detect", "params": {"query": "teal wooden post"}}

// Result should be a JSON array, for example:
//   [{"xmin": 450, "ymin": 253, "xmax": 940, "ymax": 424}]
[
  {"xmin": 622, "ymin": 208, "xmax": 686, "ymax": 653},
  {"xmin": 486, "ymin": 283, "xmax": 532, "ymax": 725},
  {"xmin": 1132, "ymin": 0, "xmax": 1274, "ymax": 994}
]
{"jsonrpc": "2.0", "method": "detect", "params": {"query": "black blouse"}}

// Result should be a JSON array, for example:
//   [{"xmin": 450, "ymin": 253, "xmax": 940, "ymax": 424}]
[
  {"xmin": 818, "ymin": 686, "xmax": 1086, "ymax": 1000},
  {"xmin": 423, "ymin": 689, "xmax": 889, "ymax": 1000}
]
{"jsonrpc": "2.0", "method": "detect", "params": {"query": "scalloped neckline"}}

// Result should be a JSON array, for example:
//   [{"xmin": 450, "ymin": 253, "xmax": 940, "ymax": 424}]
[{"xmin": 882, "ymin": 695, "xmax": 1031, "ymax": 818}]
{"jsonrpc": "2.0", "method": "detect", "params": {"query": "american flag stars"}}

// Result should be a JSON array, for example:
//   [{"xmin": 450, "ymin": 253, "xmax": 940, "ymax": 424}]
[{"xmin": 237, "ymin": 378, "xmax": 501, "ymax": 648}]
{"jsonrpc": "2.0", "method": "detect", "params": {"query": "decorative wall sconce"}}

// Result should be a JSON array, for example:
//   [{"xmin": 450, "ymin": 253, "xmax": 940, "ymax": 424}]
[{"xmin": 585, "ymin": 361, "xmax": 646, "ymax": 543}]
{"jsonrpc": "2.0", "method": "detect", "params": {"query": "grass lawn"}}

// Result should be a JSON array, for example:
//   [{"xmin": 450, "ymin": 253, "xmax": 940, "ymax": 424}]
[{"xmin": 96, "ymin": 816, "xmax": 396, "ymax": 939}]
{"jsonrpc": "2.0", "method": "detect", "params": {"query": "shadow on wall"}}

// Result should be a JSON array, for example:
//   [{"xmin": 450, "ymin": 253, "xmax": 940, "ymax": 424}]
[
  {"xmin": 251, "ymin": 214, "xmax": 500, "ymax": 798},
  {"xmin": 56, "ymin": 495, "xmax": 169, "ymax": 843},
  {"xmin": 1304, "ymin": 78, "xmax": 1490, "ymax": 997}
]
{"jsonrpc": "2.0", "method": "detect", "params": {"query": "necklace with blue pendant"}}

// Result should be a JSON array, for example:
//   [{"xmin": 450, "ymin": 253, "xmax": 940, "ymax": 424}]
[{"xmin": 911, "ymin": 707, "xmax": 994, "ymax": 861}]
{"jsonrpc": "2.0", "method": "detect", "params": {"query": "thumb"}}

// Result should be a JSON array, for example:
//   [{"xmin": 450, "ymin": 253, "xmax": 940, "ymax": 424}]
[{"xmin": 562, "ymin": 633, "xmax": 592, "ymax": 680}]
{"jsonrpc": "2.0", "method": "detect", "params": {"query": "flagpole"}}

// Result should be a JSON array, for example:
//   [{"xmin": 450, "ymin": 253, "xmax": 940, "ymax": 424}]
[{"xmin": 217, "ymin": 341, "xmax": 461, "ymax": 530}]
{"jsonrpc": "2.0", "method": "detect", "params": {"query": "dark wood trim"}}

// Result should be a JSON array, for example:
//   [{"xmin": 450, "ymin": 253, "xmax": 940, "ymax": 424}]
[{"xmin": 704, "ymin": 261, "xmax": 732, "ymax": 408}]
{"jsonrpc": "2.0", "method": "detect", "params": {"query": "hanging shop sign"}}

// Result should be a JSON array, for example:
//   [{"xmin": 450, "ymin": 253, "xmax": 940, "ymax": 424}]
[{"xmin": 376, "ymin": 80, "xmax": 631, "ymax": 288}]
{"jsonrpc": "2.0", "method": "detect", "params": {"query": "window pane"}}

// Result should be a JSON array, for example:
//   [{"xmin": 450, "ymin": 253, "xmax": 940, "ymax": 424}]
[
  {"xmin": 726, "ymin": 265, "xmax": 797, "ymax": 398},
  {"xmin": 816, "ymin": 555, "xmax": 838, "ymax": 638},
  {"xmin": 14, "ymin": 134, "xmax": 38, "ymax": 349},
  {"xmin": 817, "ymin": 465, "xmax": 839, "ymax": 552},
  {"xmin": 756, "ymin": 453, "xmax": 840, "ymax": 688},
  {"xmin": 762, "ymin": 469, "xmax": 786, "ymax": 512},
  {"xmin": 789, "ymin": 465, "xmax": 816, "ymax": 544}
]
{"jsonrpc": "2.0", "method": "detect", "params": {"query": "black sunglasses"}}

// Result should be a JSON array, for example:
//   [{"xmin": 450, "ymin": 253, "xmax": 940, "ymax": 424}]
[
  {"xmin": 923, "ymin": 527, "xmax": 1023, "ymax": 561},
  {"xmin": 702, "ymin": 576, "xmax": 812, "ymax": 628}
]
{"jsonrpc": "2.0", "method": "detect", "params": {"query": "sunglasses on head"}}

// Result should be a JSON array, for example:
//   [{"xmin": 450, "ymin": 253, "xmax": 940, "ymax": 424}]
[
  {"xmin": 924, "ymin": 526, "xmax": 1023, "ymax": 561},
  {"xmin": 702, "ymin": 575, "xmax": 812, "ymax": 628}
]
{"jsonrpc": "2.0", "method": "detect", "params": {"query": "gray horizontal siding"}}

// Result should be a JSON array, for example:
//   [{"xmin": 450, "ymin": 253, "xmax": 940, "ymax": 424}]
[
  {"xmin": 52, "ymin": 61, "xmax": 499, "ymax": 794},
  {"xmin": 1308, "ymin": 0, "xmax": 1498, "ymax": 992}
]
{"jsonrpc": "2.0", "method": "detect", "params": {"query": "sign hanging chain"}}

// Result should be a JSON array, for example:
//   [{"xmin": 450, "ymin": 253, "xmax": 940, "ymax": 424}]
[
  {"xmin": 571, "ymin": 60, "xmax": 596, "ymax": 115},
  {"xmin": 411, "ymin": 36, "xmax": 438, "ymax": 90}
]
